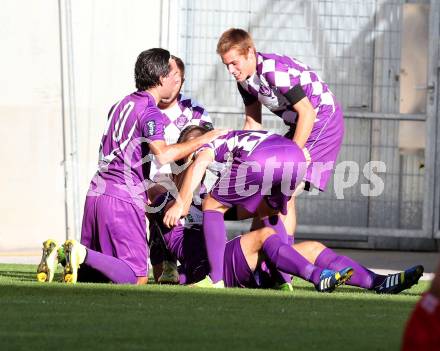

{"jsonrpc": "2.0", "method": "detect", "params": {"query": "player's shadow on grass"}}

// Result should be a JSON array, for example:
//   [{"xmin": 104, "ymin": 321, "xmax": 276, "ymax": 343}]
[
  {"xmin": 0, "ymin": 270, "xmax": 65, "ymax": 283},
  {"xmin": 0, "ymin": 270, "xmax": 37, "ymax": 282},
  {"xmin": 290, "ymin": 283, "xmax": 424, "ymax": 296}
]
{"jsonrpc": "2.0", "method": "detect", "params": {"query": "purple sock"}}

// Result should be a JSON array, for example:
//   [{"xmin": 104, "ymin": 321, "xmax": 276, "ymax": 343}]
[
  {"xmin": 262, "ymin": 235, "xmax": 323, "ymax": 285},
  {"xmin": 203, "ymin": 210, "xmax": 226, "ymax": 283},
  {"xmin": 315, "ymin": 248, "xmax": 386, "ymax": 289},
  {"xmin": 262, "ymin": 215, "xmax": 292, "ymax": 284},
  {"xmin": 84, "ymin": 249, "xmax": 137, "ymax": 284},
  {"xmin": 263, "ymin": 216, "xmax": 288, "ymax": 243},
  {"xmin": 179, "ymin": 272, "xmax": 187, "ymax": 285}
]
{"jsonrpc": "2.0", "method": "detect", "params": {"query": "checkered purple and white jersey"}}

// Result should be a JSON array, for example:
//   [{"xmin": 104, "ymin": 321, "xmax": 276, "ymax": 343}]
[
  {"xmin": 238, "ymin": 52, "xmax": 337, "ymax": 127},
  {"xmin": 160, "ymin": 94, "xmax": 213, "ymax": 145},
  {"xmin": 90, "ymin": 91, "xmax": 166, "ymax": 204},
  {"xmin": 199, "ymin": 130, "xmax": 275, "ymax": 174},
  {"xmin": 148, "ymin": 94, "xmax": 213, "ymax": 182}
]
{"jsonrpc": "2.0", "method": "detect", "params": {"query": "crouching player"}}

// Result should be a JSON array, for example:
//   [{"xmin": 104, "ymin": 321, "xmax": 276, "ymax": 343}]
[
  {"xmin": 162, "ymin": 126, "xmax": 353, "ymax": 290},
  {"xmin": 160, "ymin": 126, "xmax": 423, "ymax": 293}
]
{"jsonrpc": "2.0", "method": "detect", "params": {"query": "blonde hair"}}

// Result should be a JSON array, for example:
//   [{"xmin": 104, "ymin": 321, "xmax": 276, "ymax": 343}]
[{"xmin": 216, "ymin": 28, "xmax": 255, "ymax": 56}]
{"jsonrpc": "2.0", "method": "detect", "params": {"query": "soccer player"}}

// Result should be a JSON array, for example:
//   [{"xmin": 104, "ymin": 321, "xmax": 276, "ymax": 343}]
[
  {"xmin": 163, "ymin": 126, "xmax": 352, "ymax": 290},
  {"xmin": 36, "ymin": 48, "xmax": 226, "ymax": 285},
  {"xmin": 148, "ymin": 55, "xmax": 214, "ymax": 203},
  {"xmin": 155, "ymin": 195, "xmax": 422, "ymax": 293},
  {"xmin": 154, "ymin": 196, "xmax": 422, "ymax": 294},
  {"xmin": 216, "ymin": 28, "xmax": 344, "ymax": 245},
  {"xmin": 402, "ymin": 259, "xmax": 440, "ymax": 350},
  {"xmin": 147, "ymin": 55, "xmax": 214, "ymax": 284},
  {"xmin": 154, "ymin": 198, "xmax": 351, "ymax": 292}
]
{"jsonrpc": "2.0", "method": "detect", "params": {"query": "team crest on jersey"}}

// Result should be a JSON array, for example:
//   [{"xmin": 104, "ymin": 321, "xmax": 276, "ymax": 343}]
[
  {"xmin": 176, "ymin": 116, "xmax": 188, "ymax": 129},
  {"xmin": 259, "ymin": 84, "xmax": 272, "ymax": 97},
  {"xmin": 146, "ymin": 121, "xmax": 156, "ymax": 136}
]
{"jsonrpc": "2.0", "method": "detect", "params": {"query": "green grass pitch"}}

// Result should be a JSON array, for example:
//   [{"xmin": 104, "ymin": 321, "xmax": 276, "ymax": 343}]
[{"xmin": 0, "ymin": 263, "xmax": 428, "ymax": 351}]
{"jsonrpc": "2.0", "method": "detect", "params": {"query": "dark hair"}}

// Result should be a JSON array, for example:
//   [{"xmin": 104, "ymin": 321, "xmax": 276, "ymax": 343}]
[
  {"xmin": 135, "ymin": 48, "xmax": 171, "ymax": 91},
  {"xmin": 174, "ymin": 125, "xmax": 209, "ymax": 167},
  {"xmin": 177, "ymin": 125, "xmax": 209, "ymax": 144},
  {"xmin": 171, "ymin": 55, "xmax": 185, "ymax": 78}
]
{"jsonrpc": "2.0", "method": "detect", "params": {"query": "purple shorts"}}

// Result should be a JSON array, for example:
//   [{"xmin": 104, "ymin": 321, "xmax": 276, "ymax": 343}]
[
  {"xmin": 211, "ymin": 135, "xmax": 306, "ymax": 215},
  {"xmin": 161, "ymin": 224, "xmax": 257, "ymax": 288},
  {"xmin": 80, "ymin": 191, "xmax": 148, "ymax": 276},
  {"xmin": 223, "ymin": 237, "xmax": 260, "ymax": 288},
  {"xmin": 157, "ymin": 224, "xmax": 209, "ymax": 284},
  {"xmin": 286, "ymin": 104, "xmax": 344, "ymax": 191}
]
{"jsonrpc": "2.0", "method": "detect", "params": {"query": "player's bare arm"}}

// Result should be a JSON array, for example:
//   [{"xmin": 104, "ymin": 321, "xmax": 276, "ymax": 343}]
[
  {"xmin": 163, "ymin": 149, "xmax": 214, "ymax": 228},
  {"xmin": 291, "ymin": 96, "xmax": 316, "ymax": 149},
  {"xmin": 149, "ymin": 129, "xmax": 226, "ymax": 166},
  {"xmin": 243, "ymin": 101, "xmax": 263, "ymax": 130}
]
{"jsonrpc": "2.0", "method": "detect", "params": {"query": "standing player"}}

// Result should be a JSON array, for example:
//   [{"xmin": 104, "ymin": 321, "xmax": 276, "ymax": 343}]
[
  {"xmin": 36, "ymin": 48, "xmax": 225, "ymax": 284},
  {"xmin": 216, "ymin": 28, "xmax": 344, "ymax": 244},
  {"xmin": 163, "ymin": 126, "xmax": 351, "ymax": 289},
  {"xmin": 159, "ymin": 126, "xmax": 423, "ymax": 292}
]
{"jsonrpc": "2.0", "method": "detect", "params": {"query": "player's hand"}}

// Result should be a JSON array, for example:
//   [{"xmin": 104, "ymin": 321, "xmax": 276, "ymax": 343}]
[
  {"xmin": 163, "ymin": 201, "xmax": 184, "ymax": 228},
  {"xmin": 203, "ymin": 128, "xmax": 229, "ymax": 143}
]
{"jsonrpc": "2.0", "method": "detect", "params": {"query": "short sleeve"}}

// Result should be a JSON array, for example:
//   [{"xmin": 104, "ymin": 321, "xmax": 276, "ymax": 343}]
[
  {"xmin": 195, "ymin": 142, "xmax": 214, "ymax": 157},
  {"xmin": 263, "ymin": 60, "xmax": 305, "ymax": 105},
  {"xmin": 284, "ymin": 84, "xmax": 306, "ymax": 105},
  {"xmin": 237, "ymin": 83, "xmax": 258, "ymax": 106},
  {"xmin": 191, "ymin": 103, "xmax": 214, "ymax": 130},
  {"xmin": 141, "ymin": 107, "xmax": 165, "ymax": 142}
]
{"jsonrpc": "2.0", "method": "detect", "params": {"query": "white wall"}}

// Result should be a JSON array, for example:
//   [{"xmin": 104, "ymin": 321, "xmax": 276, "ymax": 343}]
[{"xmin": 0, "ymin": 0, "xmax": 162, "ymax": 250}]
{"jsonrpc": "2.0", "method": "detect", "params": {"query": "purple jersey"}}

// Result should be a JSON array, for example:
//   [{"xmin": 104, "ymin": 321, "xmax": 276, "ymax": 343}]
[
  {"xmin": 237, "ymin": 52, "xmax": 344, "ymax": 191},
  {"xmin": 200, "ymin": 130, "xmax": 306, "ymax": 214},
  {"xmin": 160, "ymin": 94, "xmax": 213, "ymax": 145},
  {"xmin": 238, "ymin": 52, "xmax": 336, "ymax": 126},
  {"xmin": 200, "ymin": 130, "xmax": 275, "ymax": 173},
  {"xmin": 90, "ymin": 91, "xmax": 166, "ymax": 205},
  {"xmin": 150, "ymin": 199, "xmax": 275, "ymax": 288},
  {"xmin": 150, "ymin": 94, "xmax": 213, "ymax": 182}
]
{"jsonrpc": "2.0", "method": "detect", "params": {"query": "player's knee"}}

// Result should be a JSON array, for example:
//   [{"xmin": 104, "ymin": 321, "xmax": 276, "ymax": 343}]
[
  {"xmin": 304, "ymin": 240, "xmax": 326, "ymax": 257},
  {"xmin": 259, "ymin": 226, "xmax": 276, "ymax": 243},
  {"xmin": 136, "ymin": 276, "xmax": 148, "ymax": 285}
]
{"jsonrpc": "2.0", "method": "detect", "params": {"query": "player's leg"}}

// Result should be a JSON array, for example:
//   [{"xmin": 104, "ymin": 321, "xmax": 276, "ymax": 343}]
[
  {"xmin": 241, "ymin": 213, "xmax": 354, "ymax": 292},
  {"xmin": 63, "ymin": 240, "xmax": 138, "ymax": 284},
  {"xmin": 200, "ymin": 194, "xmax": 229, "ymax": 286},
  {"xmin": 239, "ymin": 227, "xmax": 275, "ymax": 272},
  {"xmin": 65, "ymin": 194, "xmax": 147, "ymax": 285},
  {"xmin": 259, "ymin": 233, "xmax": 352, "ymax": 292},
  {"xmin": 256, "ymin": 204, "xmax": 294, "ymax": 290},
  {"xmin": 294, "ymin": 240, "xmax": 423, "ymax": 293},
  {"xmin": 148, "ymin": 212, "xmax": 179, "ymax": 284},
  {"xmin": 294, "ymin": 241, "xmax": 386, "ymax": 289},
  {"xmin": 278, "ymin": 181, "xmax": 305, "ymax": 243},
  {"xmin": 36, "ymin": 239, "xmax": 61, "ymax": 282}
]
